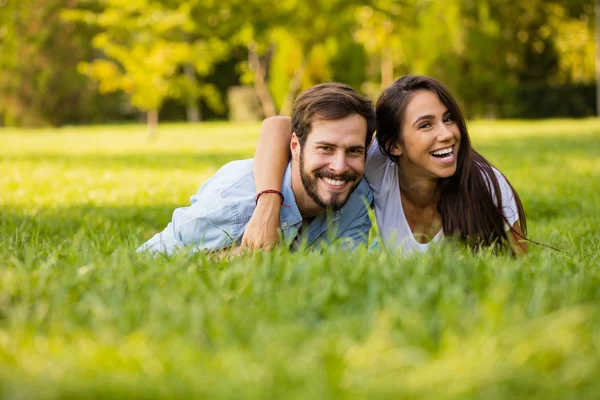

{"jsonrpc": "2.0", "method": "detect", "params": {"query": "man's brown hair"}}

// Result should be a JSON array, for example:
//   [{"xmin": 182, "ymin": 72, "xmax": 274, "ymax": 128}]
[{"xmin": 291, "ymin": 83, "xmax": 376, "ymax": 148}]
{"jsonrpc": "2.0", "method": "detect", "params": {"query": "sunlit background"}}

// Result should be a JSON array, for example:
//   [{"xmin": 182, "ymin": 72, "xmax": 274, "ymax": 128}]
[
  {"xmin": 1, "ymin": 1, "xmax": 600, "ymax": 398},
  {"xmin": 0, "ymin": 0, "xmax": 595, "ymax": 131}
]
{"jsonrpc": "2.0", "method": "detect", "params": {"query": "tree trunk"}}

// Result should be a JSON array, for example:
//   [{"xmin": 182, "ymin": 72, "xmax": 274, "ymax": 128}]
[
  {"xmin": 147, "ymin": 109, "xmax": 158, "ymax": 140},
  {"xmin": 184, "ymin": 63, "xmax": 201, "ymax": 123},
  {"xmin": 596, "ymin": 0, "xmax": 600, "ymax": 116},
  {"xmin": 279, "ymin": 56, "xmax": 307, "ymax": 116},
  {"xmin": 248, "ymin": 41, "xmax": 277, "ymax": 118},
  {"xmin": 381, "ymin": 47, "xmax": 394, "ymax": 90}
]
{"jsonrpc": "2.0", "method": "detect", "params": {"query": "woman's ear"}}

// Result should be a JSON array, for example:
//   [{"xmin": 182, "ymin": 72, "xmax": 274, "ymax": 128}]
[
  {"xmin": 390, "ymin": 142, "xmax": 403, "ymax": 157},
  {"xmin": 291, "ymin": 133, "xmax": 300, "ymax": 160}
]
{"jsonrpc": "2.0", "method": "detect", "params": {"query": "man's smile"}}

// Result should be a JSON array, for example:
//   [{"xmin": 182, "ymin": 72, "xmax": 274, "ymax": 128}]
[{"xmin": 321, "ymin": 177, "xmax": 349, "ymax": 188}]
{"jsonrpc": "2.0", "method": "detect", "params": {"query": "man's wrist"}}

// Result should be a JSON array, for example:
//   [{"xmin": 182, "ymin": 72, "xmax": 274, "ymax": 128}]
[
  {"xmin": 255, "ymin": 191, "xmax": 284, "ymax": 207},
  {"xmin": 254, "ymin": 194, "xmax": 282, "ymax": 220}
]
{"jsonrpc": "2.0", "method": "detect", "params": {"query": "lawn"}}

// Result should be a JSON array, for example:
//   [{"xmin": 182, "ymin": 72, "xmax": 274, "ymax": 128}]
[{"xmin": 1, "ymin": 120, "xmax": 599, "ymax": 399}]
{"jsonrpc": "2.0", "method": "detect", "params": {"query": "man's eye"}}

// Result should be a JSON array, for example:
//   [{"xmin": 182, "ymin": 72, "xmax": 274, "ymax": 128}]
[
  {"xmin": 348, "ymin": 149, "xmax": 364, "ymax": 156},
  {"xmin": 319, "ymin": 146, "xmax": 333, "ymax": 152}
]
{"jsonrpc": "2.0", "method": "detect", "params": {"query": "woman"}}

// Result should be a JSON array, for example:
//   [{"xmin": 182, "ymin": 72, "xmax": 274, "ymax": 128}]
[{"xmin": 243, "ymin": 75, "xmax": 528, "ymax": 254}]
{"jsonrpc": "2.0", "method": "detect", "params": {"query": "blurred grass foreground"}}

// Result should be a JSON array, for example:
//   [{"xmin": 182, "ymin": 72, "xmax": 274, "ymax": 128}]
[{"xmin": 1, "ymin": 119, "xmax": 600, "ymax": 399}]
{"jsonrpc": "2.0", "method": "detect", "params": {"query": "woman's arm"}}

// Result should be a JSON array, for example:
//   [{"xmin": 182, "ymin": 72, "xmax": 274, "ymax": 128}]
[
  {"xmin": 241, "ymin": 116, "xmax": 293, "ymax": 250},
  {"xmin": 508, "ymin": 222, "xmax": 528, "ymax": 255},
  {"xmin": 485, "ymin": 167, "xmax": 528, "ymax": 256},
  {"xmin": 253, "ymin": 116, "xmax": 292, "ymax": 192}
]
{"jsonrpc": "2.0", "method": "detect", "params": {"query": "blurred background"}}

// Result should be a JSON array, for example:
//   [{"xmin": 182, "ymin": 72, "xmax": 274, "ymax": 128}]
[
  {"xmin": 0, "ymin": 0, "xmax": 595, "ymax": 132},
  {"xmin": 1, "ymin": 4, "xmax": 600, "ymax": 394}
]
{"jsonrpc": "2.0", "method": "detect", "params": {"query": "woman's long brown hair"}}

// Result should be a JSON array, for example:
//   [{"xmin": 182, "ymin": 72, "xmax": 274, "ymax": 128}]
[{"xmin": 375, "ymin": 75, "xmax": 527, "ymax": 252}]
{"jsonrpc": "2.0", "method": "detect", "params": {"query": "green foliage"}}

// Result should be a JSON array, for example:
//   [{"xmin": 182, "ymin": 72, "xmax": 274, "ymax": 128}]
[
  {"xmin": 1, "ymin": 120, "xmax": 600, "ymax": 397},
  {"xmin": 230, "ymin": 0, "xmax": 369, "ymax": 115},
  {"xmin": 0, "ymin": 0, "xmax": 124, "ymax": 126},
  {"xmin": 0, "ymin": 0, "xmax": 596, "ymax": 125},
  {"xmin": 62, "ymin": 0, "xmax": 230, "ymax": 114},
  {"xmin": 500, "ymin": 83, "xmax": 596, "ymax": 119},
  {"xmin": 388, "ymin": 0, "xmax": 596, "ymax": 118}
]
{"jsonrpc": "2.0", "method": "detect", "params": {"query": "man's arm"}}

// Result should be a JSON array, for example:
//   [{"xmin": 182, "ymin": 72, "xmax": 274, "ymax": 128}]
[
  {"xmin": 241, "ymin": 117, "xmax": 293, "ymax": 250},
  {"xmin": 137, "ymin": 165, "xmax": 256, "ymax": 255},
  {"xmin": 137, "ymin": 196, "xmax": 239, "ymax": 255}
]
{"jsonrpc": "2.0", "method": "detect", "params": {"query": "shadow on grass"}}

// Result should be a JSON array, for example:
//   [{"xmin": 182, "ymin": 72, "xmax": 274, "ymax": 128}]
[
  {"xmin": 0, "ymin": 151, "xmax": 253, "ymax": 170},
  {"xmin": 0, "ymin": 196, "xmax": 593, "ymax": 251},
  {"xmin": 1, "ymin": 204, "xmax": 178, "ymax": 256},
  {"xmin": 1, "ymin": 134, "xmax": 598, "ymax": 255}
]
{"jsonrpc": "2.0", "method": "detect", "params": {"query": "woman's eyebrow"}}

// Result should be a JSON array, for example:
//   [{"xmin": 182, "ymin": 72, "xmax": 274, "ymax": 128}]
[{"xmin": 412, "ymin": 114, "xmax": 435, "ymax": 127}]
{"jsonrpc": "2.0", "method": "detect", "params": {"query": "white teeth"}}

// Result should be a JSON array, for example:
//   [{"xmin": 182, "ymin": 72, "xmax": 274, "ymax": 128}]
[
  {"xmin": 431, "ymin": 147, "xmax": 453, "ymax": 156},
  {"xmin": 323, "ymin": 177, "xmax": 346, "ymax": 186}
]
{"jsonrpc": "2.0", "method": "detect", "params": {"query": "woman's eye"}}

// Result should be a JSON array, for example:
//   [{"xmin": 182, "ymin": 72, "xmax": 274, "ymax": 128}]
[
  {"xmin": 419, "ymin": 122, "xmax": 432, "ymax": 130},
  {"xmin": 443, "ymin": 115, "xmax": 455, "ymax": 123}
]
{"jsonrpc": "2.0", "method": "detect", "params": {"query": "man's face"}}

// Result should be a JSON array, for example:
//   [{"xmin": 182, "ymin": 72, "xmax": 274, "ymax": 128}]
[{"xmin": 292, "ymin": 114, "xmax": 367, "ymax": 214}]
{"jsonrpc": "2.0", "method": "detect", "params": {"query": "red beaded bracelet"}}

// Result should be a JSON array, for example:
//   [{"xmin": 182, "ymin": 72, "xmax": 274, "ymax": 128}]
[{"xmin": 255, "ymin": 189, "xmax": 284, "ymax": 205}]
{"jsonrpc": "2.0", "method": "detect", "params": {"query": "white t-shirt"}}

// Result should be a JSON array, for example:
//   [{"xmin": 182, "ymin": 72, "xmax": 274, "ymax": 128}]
[{"xmin": 365, "ymin": 138, "xmax": 519, "ymax": 253}]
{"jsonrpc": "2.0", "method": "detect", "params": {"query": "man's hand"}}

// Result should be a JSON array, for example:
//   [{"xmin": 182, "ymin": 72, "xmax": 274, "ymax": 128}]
[{"xmin": 241, "ymin": 194, "xmax": 282, "ymax": 250}]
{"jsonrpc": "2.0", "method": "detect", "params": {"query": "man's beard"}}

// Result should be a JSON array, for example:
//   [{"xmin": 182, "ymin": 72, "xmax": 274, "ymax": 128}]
[{"xmin": 299, "ymin": 150, "xmax": 360, "ymax": 212}]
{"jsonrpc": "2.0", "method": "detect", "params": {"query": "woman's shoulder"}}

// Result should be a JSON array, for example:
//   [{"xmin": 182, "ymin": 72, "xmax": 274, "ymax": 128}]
[
  {"xmin": 478, "ymin": 163, "xmax": 520, "ymax": 224},
  {"xmin": 479, "ymin": 164, "xmax": 513, "ymax": 195}
]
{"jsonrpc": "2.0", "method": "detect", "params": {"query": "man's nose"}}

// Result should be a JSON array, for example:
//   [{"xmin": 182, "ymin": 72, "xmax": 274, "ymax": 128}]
[{"xmin": 329, "ymin": 151, "xmax": 348, "ymax": 174}]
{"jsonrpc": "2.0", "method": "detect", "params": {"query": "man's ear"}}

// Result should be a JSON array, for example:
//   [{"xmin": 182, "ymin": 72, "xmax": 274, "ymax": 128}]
[
  {"xmin": 291, "ymin": 133, "xmax": 300, "ymax": 160},
  {"xmin": 390, "ymin": 142, "xmax": 403, "ymax": 157}
]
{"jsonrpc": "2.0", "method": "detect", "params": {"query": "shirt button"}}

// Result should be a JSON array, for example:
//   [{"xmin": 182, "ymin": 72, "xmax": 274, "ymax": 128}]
[{"xmin": 282, "ymin": 222, "xmax": 288, "ymax": 229}]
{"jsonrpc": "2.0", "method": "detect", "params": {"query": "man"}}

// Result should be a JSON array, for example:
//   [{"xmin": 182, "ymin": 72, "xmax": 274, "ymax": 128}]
[{"xmin": 137, "ymin": 83, "xmax": 376, "ymax": 255}]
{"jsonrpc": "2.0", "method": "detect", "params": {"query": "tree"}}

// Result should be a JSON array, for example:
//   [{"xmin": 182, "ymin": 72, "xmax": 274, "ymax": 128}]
[
  {"xmin": 63, "ymin": 0, "xmax": 229, "ymax": 136},
  {"xmin": 232, "ymin": 0, "xmax": 365, "ymax": 117},
  {"xmin": 353, "ymin": 0, "xmax": 420, "ymax": 91},
  {"xmin": 0, "ymin": 0, "xmax": 122, "ymax": 126},
  {"xmin": 595, "ymin": 0, "xmax": 599, "ymax": 116}
]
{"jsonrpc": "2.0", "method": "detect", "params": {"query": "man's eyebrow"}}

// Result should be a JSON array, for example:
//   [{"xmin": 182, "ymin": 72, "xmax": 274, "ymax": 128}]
[
  {"xmin": 313, "ymin": 141, "xmax": 366, "ymax": 150},
  {"xmin": 347, "ymin": 145, "xmax": 366, "ymax": 151},
  {"xmin": 314, "ymin": 141, "xmax": 336, "ymax": 146}
]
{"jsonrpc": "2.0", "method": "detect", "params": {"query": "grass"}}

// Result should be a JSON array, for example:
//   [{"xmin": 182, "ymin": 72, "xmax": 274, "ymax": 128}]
[{"xmin": 1, "ymin": 119, "xmax": 599, "ymax": 399}]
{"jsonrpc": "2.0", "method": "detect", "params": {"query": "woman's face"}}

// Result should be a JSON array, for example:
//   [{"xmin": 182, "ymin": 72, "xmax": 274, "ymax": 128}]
[{"xmin": 390, "ymin": 90, "xmax": 461, "ymax": 181}]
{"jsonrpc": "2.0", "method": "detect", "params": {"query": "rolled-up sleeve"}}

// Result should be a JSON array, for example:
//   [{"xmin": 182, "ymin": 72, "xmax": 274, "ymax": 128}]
[
  {"xmin": 137, "ymin": 191, "xmax": 239, "ymax": 255},
  {"xmin": 137, "ymin": 160, "xmax": 257, "ymax": 255}
]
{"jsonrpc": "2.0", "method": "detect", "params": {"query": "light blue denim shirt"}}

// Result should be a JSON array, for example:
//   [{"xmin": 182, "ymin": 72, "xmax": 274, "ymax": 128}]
[{"xmin": 137, "ymin": 159, "xmax": 373, "ymax": 255}]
